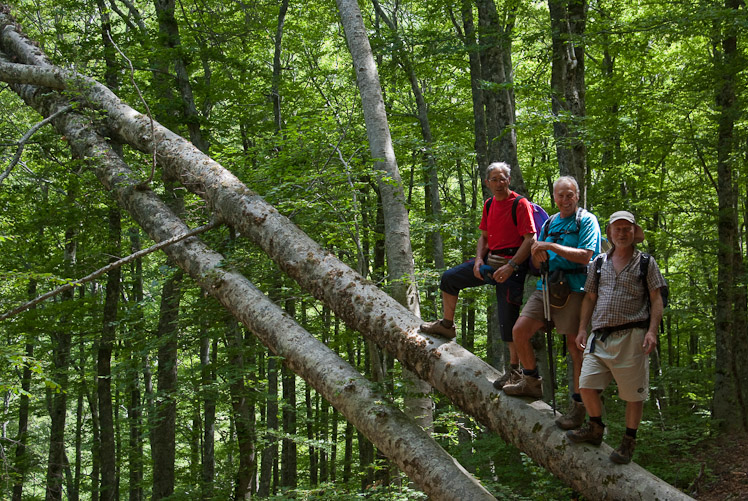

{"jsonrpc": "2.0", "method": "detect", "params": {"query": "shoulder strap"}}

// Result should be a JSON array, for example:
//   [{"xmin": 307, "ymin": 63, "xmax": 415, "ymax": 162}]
[
  {"xmin": 485, "ymin": 197, "xmax": 492, "ymax": 217},
  {"xmin": 511, "ymin": 195, "xmax": 524, "ymax": 227},
  {"xmin": 540, "ymin": 213, "xmax": 556, "ymax": 240},
  {"xmin": 575, "ymin": 207, "xmax": 586, "ymax": 232},
  {"xmin": 594, "ymin": 253, "xmax": 606, "ymax": 289},
  {"xmin": 640, "ymin": 252, "xmax": 650, "ymax": 293}
]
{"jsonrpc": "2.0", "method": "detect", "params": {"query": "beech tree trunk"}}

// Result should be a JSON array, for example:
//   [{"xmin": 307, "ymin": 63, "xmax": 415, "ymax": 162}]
[
  {"xmin": 336, "ymin": 0, "xmax": 433, "ymax": 434},
  {"xmin": 0, "ymin": 11, "xmax": 694, "ymax": 500},
  {"xmin": 45, "ymin": 180, "xmax": 77, "ymax": 501},
  {"xmin": 475, "ymin": 0, "xmax": 526, "ymax": 195},
  {"xmin": 549, "ymin": 0, "xmax": 587, "ymax": 204},
  {"xmin": 97, "ymin": 207, "xmax": 120, "ymax": 501},
  {"xmin": 712, "ymin": 0, "xmax": 748, "ymax": 433}
]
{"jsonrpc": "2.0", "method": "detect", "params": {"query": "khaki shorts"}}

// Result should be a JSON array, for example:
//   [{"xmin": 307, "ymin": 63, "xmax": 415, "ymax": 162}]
[
  {"xmin": 579, "ymin": 327, "xmax": 649, "ymax": 402},
  {"xmin": 519, "ymin": 290, "xmax": 584, "ymax": 335}
]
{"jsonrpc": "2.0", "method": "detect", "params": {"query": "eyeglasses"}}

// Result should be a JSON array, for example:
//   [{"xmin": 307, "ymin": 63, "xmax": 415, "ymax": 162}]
[{"xmin": 488, "ymin": 176, "xmax": 509, "ymax": 183}]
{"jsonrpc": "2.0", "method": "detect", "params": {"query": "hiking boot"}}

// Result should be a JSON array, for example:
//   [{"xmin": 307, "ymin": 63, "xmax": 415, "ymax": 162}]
[
  {"xmin": 419, "ymin": 319, "xmax": 456, "ymax": 339},
  {"xmin": 493, "ymin": 368, "xmax": 522, "ymax": 390},
  {"xmin": 566, "ymin": 420, "xmax": 604, "ymax": 446},
  {"xmin": 610, "ymin": 435, "xmax": 636, "ymax": 464},
  {"xmin": 555, "ymin": 400, "xmax": 587, "ymax": 430},
  {"xmin": 502, "ymin": 373, "xmax": 543, "ymax": 399}
]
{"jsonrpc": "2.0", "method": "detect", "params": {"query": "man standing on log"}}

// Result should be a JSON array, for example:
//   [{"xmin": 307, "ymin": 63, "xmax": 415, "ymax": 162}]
[
  {"xmin": 420, "ymin": 162, "xmax": 535, "ymax": 386},
  {"xmin": 502, "ymin": 176, "xmax": 600, "ymax": 431},
  {"xmin": 567, "ymin": 210, "xmax": 666, "ymax": 464}
]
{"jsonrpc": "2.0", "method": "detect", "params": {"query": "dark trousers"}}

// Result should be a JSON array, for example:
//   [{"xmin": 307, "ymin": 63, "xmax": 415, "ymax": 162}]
[{"xmin": 440, "ymin": 258, "xmax": 526, "ymax": 342}]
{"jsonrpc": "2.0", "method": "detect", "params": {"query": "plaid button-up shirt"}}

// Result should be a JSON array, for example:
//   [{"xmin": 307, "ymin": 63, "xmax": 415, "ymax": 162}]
[{"xmin": 584, "ymin": 249, "xmax": 666, "ymax": 332}]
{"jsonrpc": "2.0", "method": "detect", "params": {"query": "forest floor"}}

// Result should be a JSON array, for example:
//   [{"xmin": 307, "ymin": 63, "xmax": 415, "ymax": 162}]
[{"xmin": 690, "ymin": 433, "xmax": 748, "ymax": 500}]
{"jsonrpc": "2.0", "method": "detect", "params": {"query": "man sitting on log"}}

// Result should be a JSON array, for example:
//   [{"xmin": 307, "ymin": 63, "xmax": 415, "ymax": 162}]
[{"xmin": 420, "ymin": 162, "xmax": 535, "ymax": 386}]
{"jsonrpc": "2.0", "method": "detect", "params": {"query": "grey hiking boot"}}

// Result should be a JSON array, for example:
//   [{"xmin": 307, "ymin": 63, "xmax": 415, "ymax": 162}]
[
  {"xmin": 502, "ymin": 373, "xmax": 543, "ymax": 399},
  {"xmin": 493, "ymin": 368, "xmax": 522, "ymax": 390},
  {"xmin": 419, "ymin": 319, "xmax": 456, "ymax": 339},
  {"xmin": 555, "ymin": 400, "xmax": 587, "ymax": 430},
  {"xmin": 566, "ymin": 420, "xmax": 604, "ymax": 446},
  {"xmin": 610, "ymin": 435, "xmax": 636, "ymax": 464}
]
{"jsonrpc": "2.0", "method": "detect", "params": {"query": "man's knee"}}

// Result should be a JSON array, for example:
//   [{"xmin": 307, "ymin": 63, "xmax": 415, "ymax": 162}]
[{"xmin": 512, "ymin": 317, "xmax": 539, "ymax": 342}]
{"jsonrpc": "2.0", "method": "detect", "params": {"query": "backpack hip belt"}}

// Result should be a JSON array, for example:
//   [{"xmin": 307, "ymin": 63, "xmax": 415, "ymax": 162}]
[
  {"xmin": 590, "ymin": 319, "xmax": 649, "ymax": 353},
  {"xmin": 489, "ymin": 247, "xmax": 519, "ymax": 256}
]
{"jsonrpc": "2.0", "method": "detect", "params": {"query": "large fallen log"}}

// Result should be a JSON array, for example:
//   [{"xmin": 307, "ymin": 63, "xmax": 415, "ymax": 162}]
[
  {"xmin": 0, "ymin": 10, "xmax": 693, "ymax": 500},
  {"xmin": 0, "ymin": 58, "xmax": 495, "ymax": 501}
]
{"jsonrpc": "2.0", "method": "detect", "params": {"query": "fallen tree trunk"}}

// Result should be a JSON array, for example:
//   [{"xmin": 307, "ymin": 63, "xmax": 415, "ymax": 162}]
[
  {"xmin": 0, "ymin": 10, "xmax": 693, "ymax": 500},
  {"xmin": 0, "ymin": 64, "xmax": 494, "ymax": 501}
]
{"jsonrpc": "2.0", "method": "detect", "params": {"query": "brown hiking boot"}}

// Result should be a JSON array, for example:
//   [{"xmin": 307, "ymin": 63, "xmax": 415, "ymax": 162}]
[
  {"xmin": 419, "ymin": 319, "xmax": 456, "ymax": 339},
  {"xmin": 502, "ymin": 373, "xmax": 543, "ymax": 399},
  {"xmin": 555, "ymin": 400, "xmax": 586, "ymax": 430},
  {"xmin": 566, "ymin": 420, "xmax": 604, "ymax": 446},
  {"xmin": 493, "ymin": 368, "xmax": 522, "ymax": 390},
  {"xmin": 610, "ymin": 435, "xmax": 636, "ymax": 464}
]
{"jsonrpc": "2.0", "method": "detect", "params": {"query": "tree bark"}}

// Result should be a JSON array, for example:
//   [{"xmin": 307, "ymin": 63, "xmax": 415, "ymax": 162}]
[
  {"xmin": 712, "ymin": 0, "xmax": 748, "ymax": 433},
  {"xmin": 153, "ymin": 0, "xmax": 209, "ymax": 152},
  {"xmin": 475, "ymin": 0, "xmax": 526, "ymax": 195},
  {"xmin": 127, "ymin": 227, "xmax": 144, "ymax": 501},
  {"xmin": 152, "ymin": 268, "xmax": 182, "ymax": 500},
  {"xmin": 336, "ymin": 0, "xmax": 432, "ymax": 436},
  {"xmin": 458, "ymin": 0, "xmax": 489, "ymax": 195},
  {"xmin": 549, "ymin": 0, "xmax": 587, "ymax": 204},
  {"xmin": 223, "ymin": 317, "xmax": 256, "ymax": 499},
  {"xmin": 45, "ymin": 181, "xmax": 77, "ymax": 501},
  {"xmin": 200, "ymin": 322, "xmax": 217, "ymax": 499},
  {"xmin": 97, "ymin": 207, "xmax": 120, "ymax": 501},
  {"xmin": 12, "ymin": 281, "xmax": 35, "ymax": 501}
]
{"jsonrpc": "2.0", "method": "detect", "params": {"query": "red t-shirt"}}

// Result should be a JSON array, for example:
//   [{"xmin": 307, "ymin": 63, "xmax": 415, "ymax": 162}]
[{"xmin": 478, "ymin": 191, "xmax": 536, "ymax": 256}]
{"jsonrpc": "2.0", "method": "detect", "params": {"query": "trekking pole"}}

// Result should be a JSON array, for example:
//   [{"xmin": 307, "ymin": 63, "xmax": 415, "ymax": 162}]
[{"xmin": 541, "ymin": 262, "xmax": 556, "ymax": 415}]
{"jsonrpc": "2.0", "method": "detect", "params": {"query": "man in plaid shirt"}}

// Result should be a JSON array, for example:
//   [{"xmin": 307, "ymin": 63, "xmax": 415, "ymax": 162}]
[{"xmin": 567, "ymin": 211, "xmax": 666, "ymax": 465}]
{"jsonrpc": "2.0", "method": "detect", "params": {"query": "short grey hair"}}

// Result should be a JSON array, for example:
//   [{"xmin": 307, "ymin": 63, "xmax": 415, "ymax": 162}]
[
  {"xmin": 553, "ymin": 175, "xmax": 579, "ymax": 195},
  {"xmin": 486, "ymin": 162, "xmax": 511, "ymax": 180}
]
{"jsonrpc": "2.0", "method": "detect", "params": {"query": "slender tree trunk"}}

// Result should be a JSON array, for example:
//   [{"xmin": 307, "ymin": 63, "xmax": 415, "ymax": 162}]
[
  {"xmin": 45, "ymin": 180, "xmax": 77, "ymax": 501},
  {"xmin": 200, "ymin": 328, "xmax": 217, "ymax": 499},
  {"xmin": 305, "ymin": 384, "xmax": 318, "ymax": 485},
  {"xmin": 12, "ymin": 281, "xmax": 35, "ymax": 501},
  {"xmin": 154, "ymin": 0, "xmax": 209, "ymax": 152},
  {"xmin": 549, "ymin": 0, "xmax": 587, "ymax": 203},
  {"xmin": 224, "ymin": 317, "xmax": 256, "ymax": 499},
  {"xmin": 127, "ymin": 227, "xmax": 144, "ymax": 501},
  {"xmin": 458, "ymin": 0, "xmax": 489, "ymax": 193},
  {"xmin": 272, "ymin": 0, "xmax": 289, "ymax": 133},
  {"xmin": 281, "ymin": 365, "xmax": 298, "ymax": 489},
  {"xmin": 152, "ymin": 267, "xmax": 182, "ymax": 499},
  {"xmin": 712, "ymin": 0, "xmax": 748, "ymax": 433},
  {"xmin": 475, "ymin": 0, "xmax": 526, "ymax": 195},
  {"xmin": 371, "ymin": 0, "xmax": 444, "ymax": 271},
  {"xmin": 336, "ymin": 0, "xmax": 432, "ymax": 437},
  {"xmin": 97, "ymin": 207, "xmax": 120, "ymax": 501},
  {"xmin": 258, "ymin": 354, "xmax": 278, "ymax": 497}
]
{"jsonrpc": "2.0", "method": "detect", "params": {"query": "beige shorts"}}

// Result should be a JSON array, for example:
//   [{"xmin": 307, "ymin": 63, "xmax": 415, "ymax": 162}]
[
  {"xmin": 519, "ymin": 290, "xmax": 584, "ymax": 335},
  {"xmin": 579, "ymin": 328, "xmax": 649, "ymax": 402}
]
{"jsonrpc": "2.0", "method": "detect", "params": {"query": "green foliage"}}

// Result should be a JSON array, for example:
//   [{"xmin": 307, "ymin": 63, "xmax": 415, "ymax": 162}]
[{"xmin": 1, "ymin": 0, "xmax": 746, "ymax": 497}]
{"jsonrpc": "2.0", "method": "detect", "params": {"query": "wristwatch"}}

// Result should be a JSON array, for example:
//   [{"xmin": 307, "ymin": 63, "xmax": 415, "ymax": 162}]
[{"xmin": 508, "ymin": 259, "xmax": 519, "ymax": 271}]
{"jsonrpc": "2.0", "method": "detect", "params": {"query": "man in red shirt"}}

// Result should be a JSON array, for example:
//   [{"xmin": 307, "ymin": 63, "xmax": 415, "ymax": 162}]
[{"xmin": 421, "ymin": 162, "xmax": 536, "ymax": 384}]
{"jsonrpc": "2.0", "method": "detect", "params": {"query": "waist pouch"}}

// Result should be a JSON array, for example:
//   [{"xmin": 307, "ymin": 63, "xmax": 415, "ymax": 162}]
[
  {"xmin": 548, "ymin": 269, "xmax": 571, "ymax": 308},
  {"xmin": 486, "ymin": 255, "xmax": 509, "ymax": 268}
]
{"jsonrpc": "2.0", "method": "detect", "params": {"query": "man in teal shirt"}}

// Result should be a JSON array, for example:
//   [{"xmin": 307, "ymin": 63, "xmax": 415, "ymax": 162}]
[{"xmin": 502, "ymin": 176, "xmax": 601, "ymax": 432}]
